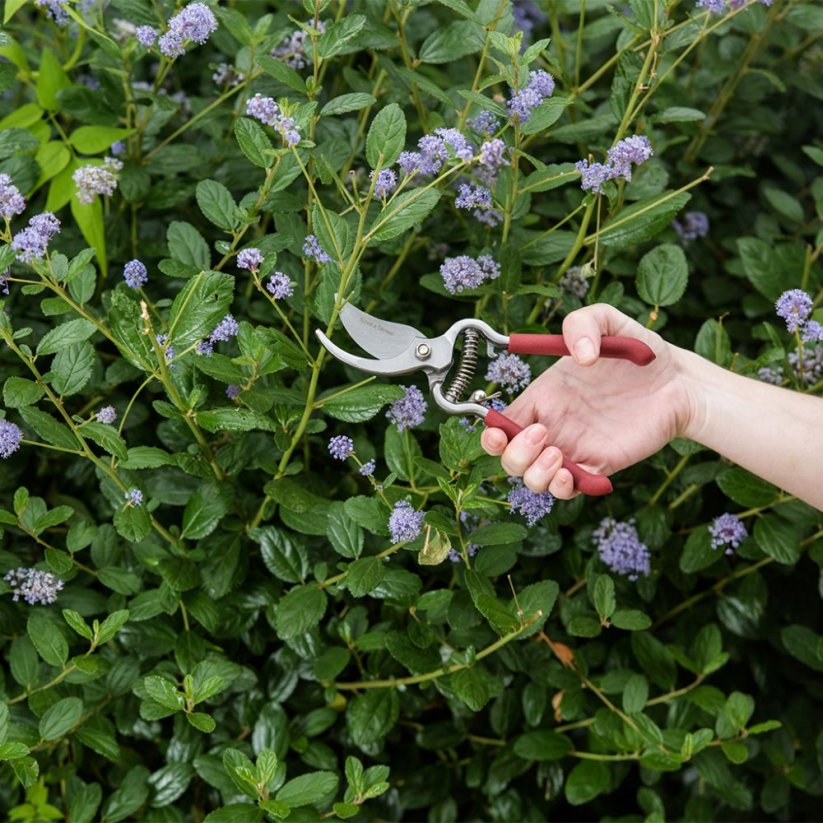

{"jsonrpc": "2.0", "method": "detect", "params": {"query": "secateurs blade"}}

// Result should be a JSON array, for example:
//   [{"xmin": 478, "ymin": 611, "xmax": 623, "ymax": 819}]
[{"xmin": 316, "ymin": 304, "xmax": 655, "ymax": 496}]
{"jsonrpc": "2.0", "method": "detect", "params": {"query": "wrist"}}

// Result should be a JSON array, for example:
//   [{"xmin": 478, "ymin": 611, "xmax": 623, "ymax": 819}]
[{"xmin": 669, "ymin": 345, "xmax": 712, "ymax": 443}]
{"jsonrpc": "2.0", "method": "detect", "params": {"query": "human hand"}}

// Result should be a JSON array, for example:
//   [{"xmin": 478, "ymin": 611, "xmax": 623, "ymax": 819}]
[{"xmin": 481, "ymin": 304, "xmax": 693, "ymax": 499}]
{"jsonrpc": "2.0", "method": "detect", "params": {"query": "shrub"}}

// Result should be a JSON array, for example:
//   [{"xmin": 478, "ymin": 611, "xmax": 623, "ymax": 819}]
[{"xmin": 0, "ymin": 0, "xmax": 822, "ymax": 820}]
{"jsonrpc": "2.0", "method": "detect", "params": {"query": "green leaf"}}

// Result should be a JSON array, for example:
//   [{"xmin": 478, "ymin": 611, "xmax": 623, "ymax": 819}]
[
  {"xmin": 781, "ymin": 624, "xmax": 823, "ymax": 672},
  {"xmin": 113, "ymin": 504, "xmax": 151, "ymax": 543},
  {"xmin": 187, "ymin": 712, "xmax": 216, "ymax": 733},
  {"xmin": 39, "ymin": 696, "xmax": 83, "ymax": 741},
  {"xmin": 9, "ymin": 636, "xmax": 38, "ymax": 689},
  {"xmin": 144, "ymin": 675, "xmax": 185, "ymax": 712},
  {"xmin": 69, "ymin": 125, "xmax": 134, "ymax": 155},
  {"xmin": 636, "ymin": 244, "xmax": 689, "ymax": 306},
  {"xmin": 275, "ymin": 772, "xmax": 339, "ymax": 807},
  {"xmin": 623, "ymin": 673, "xmax": 649, "ymax": 713},
  {"xmin": 97, "ymin": 609, "xmax": 129, "ymax": 645},
  {"xmin": 347, "ymin": 689, "xmax": 399, "ymax": 749},
  {"xmin": 369, "ymin": 189, "xmax": 441, "ymax": 243},
  {"xmin": 19, "ymin": 406, "xmax": 79, "ymax": 451},
  {"xmin": 4, "ymin": 0, "xmax": 29, "ymax": 23},
  {"xmin": 102, "ymin": 766, "xmax": 150, "ymax": 823},
  {"xmin": 325, "ymin": 503, "xmax": 364, "ymax": 559},
  {"xmin": 419, "ymin": 20, "xmax": 484, "ymax": 63},
  {"xmin": 564, "ymin": 760, "xmax": 611, "ymax": 805},
  {"xmin": 167, "ymin": 221, "xmax": 210, "ymax": 271},
  {"xmin": 234, "ymin": 117, "xmax": 273, "ymax": 169},
  {"xmin": 36, "ymin": 48, "xmax": 70, "ymax": 110},
  {"xmin": 36, "ymin": 318, "xmax": 96, "ymax": 355},
  {"xmin": 321, "ymin": 93, "xmax": 376, "ymax": 116},
  {"xmin": 197, "ymin": 408, "xmax": 276, "ymax": 433},
  {"xmin": 598, "ymin": 192, "xmax": 691, "ymax": 251},
  {"xmin": 469, "ymin": 522, "xmax": 528, "ymax": 546},
  {"xmin": 51, "ymin": 341, "xmax": 95, "ymax": 396},
  {"xmin": 736, "ymin": 237, "xmax": 787, "ymax": 301},
  {"xmin": 167, "ymin": 269, "xmax": 235, "ymax": 350},
  {"xmin": 274, "ymin": 586, "xmax": 327, "ymax": 639},
  {"xmin": 66, "ymin": 781, "xmax": 102, "ymax": 823},
  {"xmin": 522, "ymin": 163, "xmax": 577, "ymax": 193},
  {"xmin": 63, "ymin": 609, "xmax": 92, "ymax": 640},
  {"xmin": 754, "ymin": 515, "xmax": 801, "ymax": 565},
  {"xmin": 3, "ymin": 376, "xmax": 44, "ymax": 408},
  {"xmin": 763, "ymin": 186, "xmax": 803, "ymax": 223},
  {"xmin": 717, "ymin": 467, "xmax": 777, "ymax": 507},
  {"xmin": 520, "ymin": 98, "xmax": 572, "ymax": 136},
  {"xmin": 592, "ymin": 574, "xmax": 616, "ymax": 619},
  {"xmin": 120, "ymin": 447, "xmax": 175, "ymax": 469},
  {"xmin": 465, "ymin": 570, "xmax": 519, "ymax": 635},
  {"xmin": 680, "ymin": 527, "xmax": 721, "ymax": 574},
  {"xmin": 70, "ymin": 196, "xmax": 107, "ymax": 276},
  {"xmin": 321, "ymin": 383, "xmax": 404, "ymax": 422},
  {"xmin": 654, "ymin": 106, "xmax": 706, "ymax": 123},
  {"xmin": 27, "ymin": 613, "xmax": 68, "ymax": 667},
  {"xmin": 0, "ymin": 741, "xmax": 30, "ymax": 760},
  {"xmin": 610, "ymin": 609, "xmax": 652, "ymax": 630},
  {"xmin": 254, "ymin": 54, "xmax": 306, "ymax": 94},
  {"xmin": 632, "ymin": 632, "xmax": 676, "ymax": 689},
  {"xmin": 513, "ymin": 730, "xmax": 573, "ymax": 761},
  {"xmin": 148, "ymin": 763, "xmax": 193, "ymax": 808},
  {"xmin": 195, "ymin": 180, "xmax": 242, "ymax": 232},
  {"xmin": 181, "ymin": 482, "xmax": 231, "ymax": 540},
  {"xmin": 81, "ymin": 422, "xmax": 127, "ymax": 460},
  {"xmin": 317, "ymin": 14, "xmax": 367, "ymax": 58},
  {"xmin": 250, "ymin": 526, "xmax": 309, "ymax": 583},
  {"xmin": 345, "ymin": 556, "xmax": 385, "ymax": 597},
  {"xmin": 366, "ymin": 103, "xmax": 406, "ymax": 169}
]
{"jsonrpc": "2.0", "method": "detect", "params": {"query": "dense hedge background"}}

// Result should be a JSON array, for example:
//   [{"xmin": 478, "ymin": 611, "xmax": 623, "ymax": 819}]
[{"xmin": 1, "ymin": 0, "xmax": 822, "ymax": 820}]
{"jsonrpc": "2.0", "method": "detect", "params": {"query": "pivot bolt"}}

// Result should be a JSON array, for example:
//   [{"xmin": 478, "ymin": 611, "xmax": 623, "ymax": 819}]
[{"xmin": 415, "ymin": 343, "xmax": 431, "ymax": 360}]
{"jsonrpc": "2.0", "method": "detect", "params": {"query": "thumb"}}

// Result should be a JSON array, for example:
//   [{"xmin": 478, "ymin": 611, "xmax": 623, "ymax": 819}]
[{"xmin": 561, "ymin": 303, "xmax": 648, "ymax": 366}]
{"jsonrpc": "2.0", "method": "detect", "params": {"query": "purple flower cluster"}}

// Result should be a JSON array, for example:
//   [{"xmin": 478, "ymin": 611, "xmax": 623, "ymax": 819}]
[
  {"xmin": 11, "ymin": 213, "xmax": 61, "ymax": 263},
  {"xmin": 123, "ymin": 259, "xmax": 148, "ymax": 288},
  {"xmin": 507, "ymin": 479, "xmax": 554, "ymax": 526},
  {"xmin": 267, "ymin": 272, "xmax": 294, "ymax": 300},
  {"xmin": 788, "ymin": 346, "xmax": 823, "ymax": 386},
  {"xmin": 135, "ymin": 25, "xmax": 157, "ymax": 47},
  {"xmin": 448, "ymin": 543, "xmax": 479, "ymax": 563},
  {"xmin": 485, "ymin": 352, "xmax": 532, "ymax": 393},
  {"xmin": 507, "ymin": 70, "xmax": 556, "ymax": 123},
  {"xmin": 4, "ymin": 567, "xmax": 64, "ymax": 605},
  {"xmin": 158, "ymin": 2, "xmax": 218, "ymax": 58},
  {"xmin": 303, "ymin": 234, "xmax": 332, "ymax": 264},
  {"xmin": 124, "ymin": 488, "xmax": 143, "ymax": 506},
  {"xmin": 593, "ymin": 518, "xmax": 650, "ymax": 581},
  {"xmin": 673, "ymin": 211, "xmax": 710, "ymax": 241},
  {"xmin": 359, "ymin": 459, "xmax": 376, "ymax": 477},
  {"xmin": 802, "ymin": 321, "xmax": 823, "ymax": 343},
  {"xmin": 775, "ymin": 289, "xmax": 813, "ymax": 333},
  {"xmin": 226, "ymin": 385, "xmax": 241, "ymax": 399},
  {"xmin": 388, "ymin": 500, "xmax": 425, "ymax": 543},
  {"xmin": 0, "ymin": 173, "xmax": 26, "ymax": 220},
  {"xmin": 370, "ymin": 169, "xmax": 397, "ymax": 198},
  {"xmin": 397, "ymin": 128, "xmax": 475, "ymax": 178},
  {"xmin": 271, "ymin": 20, "xmax": 326, "ymax": 70},
  {"xmin": 560, "ymin": 266, "xmax": 589, "ymax": 299},
  {"xmin": 576, "ymin": 135, "xmax": 653, "ymax": 193},
  {"xmin": 455, "ymin": 183, "xmax": 492, "ymax": 211},
  {"xmin": 237, "ymin": 248, "xmax": 263, "ymax": 272},
  {"xmin": 198, "ymin": 314, "xmax": 239, "ymax": 355},
  {"xmin": 697, "ymin": 0, "xmax": 771, "ymax": 13},
  {"xmin": 386, "ymin": 386, "xmax": 427, "ymax": 431},
  {"xmin": 155, "ymin": 334, "xmax": 175, "ymax": 364},
  {"xmin": 245, "ymin": 94, "xmax": 301, "ymax": 146},
  {"xmin": 709, "ymin": 513, "xmax": 748, "ymax": 555},
  {"xmin": 328, "ymin": 435, "xmax": 354, "ymax": 461},
  {"xmin": 512, "ymin": 0, "xmax": 547, "ymax": 42},
  {"xmin": 73, "ymin": 156, "xmax": 123, "ymax": 204},
  {"xmin": 0, "ymin": 418, "xmax": 23, "ymax": 458},
  {"xmin": 96, "ymin": 405, "xmax": 117, "ymax": 425},
  {"xmin": 34, "ymin": 0, "xmax": 68, "ymax": 25},
  {"xmin": 439, "ymin": 254, "xmax": 500, "ymax": 294},
  {"xmin": 212, "ymin": 63, "xmax": 245, "ymax": 88},
  {"xmin": 468, "ymin": 110, "xmax": 500, "ymax": 135},
  {"xmin": 0, "ymin": 271, "xmax": 9, "ymax": 296}
]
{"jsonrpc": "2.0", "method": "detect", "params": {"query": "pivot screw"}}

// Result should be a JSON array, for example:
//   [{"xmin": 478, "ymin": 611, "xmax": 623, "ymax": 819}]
[{"xmin": 415, "ymin": 343, "xmax": 431, "ymax": 360}]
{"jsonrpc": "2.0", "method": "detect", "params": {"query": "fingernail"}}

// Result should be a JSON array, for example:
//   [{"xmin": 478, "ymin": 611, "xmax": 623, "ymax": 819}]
[
  {"xmin": 525, "ymin": 425, "xmax": 545, "ymax": 445},
  {"xmin": 539, "ymin": 447, "xmax": 559, "ymax": 467},
  {"xmin": 574, "ymin": 337, "xmax": 595, "ymax": 364}
]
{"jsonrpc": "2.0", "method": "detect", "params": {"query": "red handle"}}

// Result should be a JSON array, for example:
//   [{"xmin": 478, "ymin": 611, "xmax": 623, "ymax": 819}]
[
  {"xmin": 508, "ymin": 334, "xmax": 655, "ymax": 366},
  {"xmin": 484, "ymin": 409, "xmax": 613, "ymax": 497}
]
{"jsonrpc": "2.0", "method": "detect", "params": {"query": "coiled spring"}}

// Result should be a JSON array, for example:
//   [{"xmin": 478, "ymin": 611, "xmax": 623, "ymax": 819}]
[{"xmin": 444, "ymin": 328, "xmax": 480, "ymax": 403}]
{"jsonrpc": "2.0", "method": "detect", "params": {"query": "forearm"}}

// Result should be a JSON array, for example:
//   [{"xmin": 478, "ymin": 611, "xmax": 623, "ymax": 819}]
[{"xmin": 676, "ymin": 347, "xmax": 823, "ymax": 511}]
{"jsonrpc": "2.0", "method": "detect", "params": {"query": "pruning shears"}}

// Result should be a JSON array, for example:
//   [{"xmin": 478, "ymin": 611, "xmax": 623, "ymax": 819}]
[{"xmin": 316, "ymin": 304, "xmax": 655, "ymax": 496}]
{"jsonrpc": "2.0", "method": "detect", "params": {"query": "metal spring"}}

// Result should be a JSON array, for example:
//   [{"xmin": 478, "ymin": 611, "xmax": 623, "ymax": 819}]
[{"xmin": 445, "ymin": 328, "xmax": 480, "ymax": 403}]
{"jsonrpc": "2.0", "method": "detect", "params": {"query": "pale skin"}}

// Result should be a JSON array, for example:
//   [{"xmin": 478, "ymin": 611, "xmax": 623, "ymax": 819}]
[{"xmin": 480, "ymin": 304, "xmax": 823, "ymax": 512}]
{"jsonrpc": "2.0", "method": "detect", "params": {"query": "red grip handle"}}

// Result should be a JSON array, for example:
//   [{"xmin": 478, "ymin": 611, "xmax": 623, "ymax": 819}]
[
  {"xmin": 484, "ymin": 409, "xmax": 613, "ymax": 497},
  {"xmin": 508, "ymin": 334, "xmax": 655, "ymax": 366}
]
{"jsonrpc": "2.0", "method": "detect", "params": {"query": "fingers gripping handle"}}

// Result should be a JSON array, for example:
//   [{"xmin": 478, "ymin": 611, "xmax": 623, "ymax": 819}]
[
  {"xmin": 483, "ymin": 409, "xmax": 613, "ymax": 497},
  {"xmin": 508, "ymin": 334, "xmax": 656, "ymax": 366}
]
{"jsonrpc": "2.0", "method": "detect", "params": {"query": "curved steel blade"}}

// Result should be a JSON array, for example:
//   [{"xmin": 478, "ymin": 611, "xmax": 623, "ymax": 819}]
[
  {"xmin": 316, "ymin": 330, "xmax": 427, "ymax": 376},
  {"xmin": 339, "ymin": 303, "xmax": 423, "ymax": 360}
]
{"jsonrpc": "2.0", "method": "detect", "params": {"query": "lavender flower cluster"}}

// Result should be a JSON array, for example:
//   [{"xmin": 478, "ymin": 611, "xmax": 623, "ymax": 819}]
[
  {"xmin": 673, "ymin": 211, "xmax": 710, "ymax": 241},
  {"xmin": 0, "ymin": 418, "xmax": 23, "ymax": 459},
  {"xmin": 386, "ymin": 386, "xmax": 427, "ymax": 431},
  {"xmin": 155, "ymin": 2, "xmax": 218, "ymax": 58},
  {"xmin": 576, "ymin": 135, "xmax": 653, "ymax": 193},
  {"xmin": 507, "ymin": 70, "xmax": 556, "ymax": 123},
  {"xmin": 197, "ymin": 314, "xmax": 239, "ymax": 356},
  {"xmin": 271, "ymin": 20, "xmax": 326, "ymax": 70},
  {"xmin": 389, "ymin": 500, "xmax": 425, "ymax": 544},
  {"xmin": 774, "ymin": 289, "xmax": 816, "ymax": 335},
  {"xmin": 593, "ymin": 518, "xmax": 651, "ymax": 581},
  {"xmin": 507, "ymin": 479, "xmax": 554, "ymax": 526},
  {"xmin": 123, "ymin": 259, "xmax": 148, "ymax": 288},
  {"xmin": 0, "ymin": 173, "xmax": 26, "ymax": 220},
  {"xmin": 4, "ymin": 568, "xmax": 64, "ymax": 605},
  {"xmin": 696, "ymin": 0, "xmax": 772, "ymax": 14},
  {"xmin": 398, "ymin": 128, "xmax": 475, "ymax": 178},
  {"xmin": 447, "ymin": 543, "xmax": 479, "ymax": 564},
  {"xmin": 11, "ymin": 212, "xmax": 61, "ymax": 263},
  {"xmin": 246, "ymin": 94, "xmax": 301, "ymax": 147},
  {"xmin": 485, "ymin": 353, "xmax": 532, "ymax": 393},
  {"xmin": 439, "ymin": 254, "xmax": 500, "ymax": 294},
  {"xmin": 303, "ymin": 235, "xmax": 332, "ymax": 264},
  {"xmin": 708, "ymin": 513, "xmax": 748, "ymax": 555}
]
